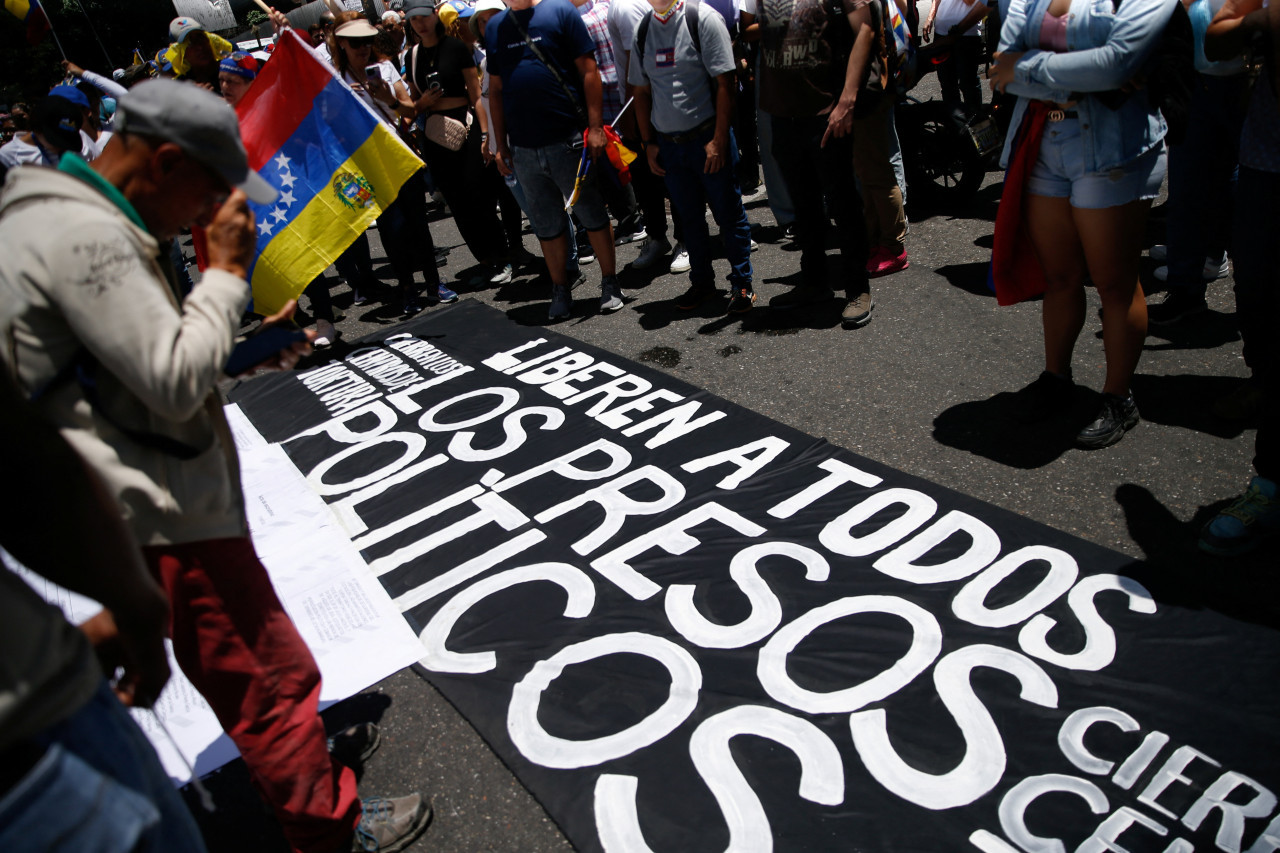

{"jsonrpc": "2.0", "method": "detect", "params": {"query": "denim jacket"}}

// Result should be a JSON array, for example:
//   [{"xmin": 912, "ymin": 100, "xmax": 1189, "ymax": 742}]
[{"xmin": 997, "ymin": 0, "xmax": 1176, "ymax": 172}]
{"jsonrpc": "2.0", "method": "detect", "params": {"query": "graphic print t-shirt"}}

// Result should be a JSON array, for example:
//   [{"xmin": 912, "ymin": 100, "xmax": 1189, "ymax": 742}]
[{"xmin": 755, "ymin": 0, "xmax": 883, "ymax": 118}]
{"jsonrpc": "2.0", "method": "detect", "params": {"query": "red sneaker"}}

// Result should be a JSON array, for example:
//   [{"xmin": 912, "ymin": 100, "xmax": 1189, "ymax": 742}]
[
  {"xmin": 864, "ymin": 246, "xmax": 888, "ymax": 274},
  {"xmin": 869, "ymin": 249, "xmax": 909, "ymax": 278}
]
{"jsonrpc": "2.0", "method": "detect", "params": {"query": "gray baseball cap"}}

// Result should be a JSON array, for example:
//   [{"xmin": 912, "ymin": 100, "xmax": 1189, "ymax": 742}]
[{"xmin": 116, "ymin": 79, "xmax": 277, "ymax": 205}]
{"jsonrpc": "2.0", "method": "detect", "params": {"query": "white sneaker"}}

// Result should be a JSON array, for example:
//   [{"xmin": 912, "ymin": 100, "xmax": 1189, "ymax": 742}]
[
  {"xmin": 1204, "ymin": 253, "xmax": 1230, "ymax": 280},
  {"xmin": 669, "ymin": 243, "xmax": 691, "ymax": 274},
  {"xmin": 1153, "ymin": 254, "xmax": 1231, "ymax": 283},
  {"xmin": 740, "ymin": 186, "xmax": 766, "ymax": 204},
  {"xmin": 314, "ymin": 319, "xmax": 336, "ymax": 348},
  {"xmin": 631, "ymin": 237, "xmax": 672, "ymax": 270},
  {"xmin": 489, "ymin": 264, "xmax": 514, "ymax": 285},
  {"xmin": 750, "ymin": 238, "xmax": 759, "ymax": 252},
  {"xmin": 614, "ymin": 227, "xmax": 647, "ymax": 246}
]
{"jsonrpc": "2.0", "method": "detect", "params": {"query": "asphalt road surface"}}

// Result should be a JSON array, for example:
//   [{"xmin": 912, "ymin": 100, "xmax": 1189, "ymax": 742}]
[{"xmin": 194, "ymin": 94, "xmax": 1277, "ymax": 852}]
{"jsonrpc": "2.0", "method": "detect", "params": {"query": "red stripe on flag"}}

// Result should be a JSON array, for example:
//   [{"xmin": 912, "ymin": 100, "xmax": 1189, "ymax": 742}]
[{"xmin": 236, "ymin": 30, "xmax": 335, "ymax": 171}]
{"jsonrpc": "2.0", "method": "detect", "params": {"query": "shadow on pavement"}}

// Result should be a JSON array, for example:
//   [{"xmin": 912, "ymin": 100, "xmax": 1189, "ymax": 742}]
[
  {"xmin": 1114, "ymin": 483, "xmax": 1280, "ymax": 631},
  {"xmin": 182, "ymin": 692, "xmax": 395, "ymax": 853},
  {"xmin": 932, "ymin": 386, "xmax": 1098, "ymax": 469},
  {"xmin": 1129, "ymin": 374, "xmax": 1256, "ymax": 439},
  {"xmin": 935, "ymin": 262, "xmax": 995, "ymax": 298},
  {"xmin": 1141, "ymin": 310, "xmax": 1242, "ymax": 352}
]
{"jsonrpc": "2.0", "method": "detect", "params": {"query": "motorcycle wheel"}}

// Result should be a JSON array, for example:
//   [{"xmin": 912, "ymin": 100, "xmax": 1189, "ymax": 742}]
[{"xmin": 903, "ymin": 100, "xmax": 987, "ymax": 207}]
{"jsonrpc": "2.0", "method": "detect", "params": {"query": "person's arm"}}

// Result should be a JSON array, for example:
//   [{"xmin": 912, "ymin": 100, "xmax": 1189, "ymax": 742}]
[
  {"xmin": 988, "ymin": 0, "xmax": 1073, "ymax": 99},
  {"xmin": 50, "ymin": 189, "xmax": 254, "ymax": 422},
  {"xmin": 62, "ymin": 61, "xmax": 129, "ymax": 100},
  {"xmin": 464, "ymin": 66, "xmax": 489, "ymax": 136},
  {"xmin": 923, "ymin": 1, "xmax": 939, "ymax": 39},
  {"xmin": 490, "ymin": 71, "xmax": 514, "ymax": 175},
  {"xmin": 634, "ymin": 83, "xmax": 664, "ymax": 175},
  {"xmin": 1006, "ymin": 0, "xmax": 1176, "ymax": 93},
  {"xmin": 0, "ymin": 373, "xmax": 170, "ymax": 709},
  {"xmin": 822, "ymin": 0, "xmax": 875, "ymax": 147},
  {"xmin": 391, "ymin": 77, "xmax": 417, "ymax": 119},
  {"xmin": 740, "ymin": 11, "xmax": 761, "ymax": 41},
  {"xmin": 1204, "ymin": 0, "xmax": 1264, "ymax": 60},
  {"xmin": 574, "ymin": 53, "xmax": 607, "ymax": 159},
  {"xmin": 701, "ymin": 13, "xmax": 738, "ymax": 173}
]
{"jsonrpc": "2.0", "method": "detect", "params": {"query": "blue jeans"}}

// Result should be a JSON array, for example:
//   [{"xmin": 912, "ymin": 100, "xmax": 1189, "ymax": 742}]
[
  {"xmin": 657, "ymin": 126, "xmax": 753, "ymax": 291},
  {"xmin": 1164, "ymin": 72, "xmax": 1249, "ymax": 295},
  {"xmin": 0, "ymin": 681, "xmax": 208, "ymax": 852}
]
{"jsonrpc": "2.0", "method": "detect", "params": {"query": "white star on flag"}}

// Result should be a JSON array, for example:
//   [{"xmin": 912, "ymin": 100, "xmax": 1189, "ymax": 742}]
[
  {"xmin": 257, "ymin": 219, "xmax": 274, "ymax": 236},
  {"xmin": 272, "ymin": 207, "xmax": 288, "ymax": 223},
  {"xmin": 278, "ymin": 172, "xmax": 296, "ymax": 189},
  {"xmin": 274, "ymin": 153, "xmax": 291, "ymax": 170},
  {"xmin": 280, "ymin": 190, "xmax": 296, "ymax": 207}
]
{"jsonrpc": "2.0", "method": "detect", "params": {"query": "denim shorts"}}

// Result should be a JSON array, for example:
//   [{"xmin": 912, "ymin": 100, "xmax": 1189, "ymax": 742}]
[
  {"xmin": 512, "ymin": 135, "xmax": 610, "ymax": 241},
  {"xmin": 1027, "ymin": 117, "xmax": 1167, "ymax": 209}
]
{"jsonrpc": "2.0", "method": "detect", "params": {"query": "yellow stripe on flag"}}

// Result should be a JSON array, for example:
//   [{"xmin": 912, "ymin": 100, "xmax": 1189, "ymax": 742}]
[
  {"xmin": 249, "ymin": 124, "xmax": 422, "ymax": 315},
  {"xmin": 4, "ymin": 0, "xmax": 33, "ymax": 20}
]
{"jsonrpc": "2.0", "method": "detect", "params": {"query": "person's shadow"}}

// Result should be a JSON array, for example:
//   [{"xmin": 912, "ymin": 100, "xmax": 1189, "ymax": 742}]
[
  {"xmin": 1114, "ymin": 483, "xmax": 1280, "ymax": 631},
  {"xmin": 932, "ymin": 383, "xmax": 1099, "ymax": 469}
]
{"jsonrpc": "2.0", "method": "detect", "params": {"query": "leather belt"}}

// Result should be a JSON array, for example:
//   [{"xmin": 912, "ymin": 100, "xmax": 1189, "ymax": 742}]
[
  {"xmin": 1046, "ymin": 109, "xmax": 1079, "ymax": 122},
  {"xmin": 657, "ymin": 118, "xmax": 716, "ymax": 145}
]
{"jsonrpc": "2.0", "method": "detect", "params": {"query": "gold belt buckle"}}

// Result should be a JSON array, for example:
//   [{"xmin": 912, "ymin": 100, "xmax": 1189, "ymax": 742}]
[{"xmin": 1047, "ymin": 109, "xmax": 1066, "ymax": 122}]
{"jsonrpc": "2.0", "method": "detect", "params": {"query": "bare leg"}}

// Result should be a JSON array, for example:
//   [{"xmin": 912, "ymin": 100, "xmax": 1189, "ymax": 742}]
[
  {"xmin": 1073, "ymin": 199, "xmax": 1150, "ymax": 397},
  {"xmin": 540, "ymin": 234, "xmax": 570, "ymax": 288},
  {"xmin": 585, "ymin": 224, "xmax": 617, "ymax": 277},
  {"xmin": 1025, "ymin": 193, "xmax": 1087, "ymax": 377}
]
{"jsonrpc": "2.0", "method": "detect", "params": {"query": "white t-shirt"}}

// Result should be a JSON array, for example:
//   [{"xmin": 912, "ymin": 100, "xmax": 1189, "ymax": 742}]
[
  {"xmin": 932, "ymin": 0, "xmax": 982, "ymax": 36},
  {"xmin": 0, "ymin": 135, "xmax": 57, "ymax": 170},
  {"xmin": 343, "ymin": 60, "xmax": 402, "ymax": 126}
]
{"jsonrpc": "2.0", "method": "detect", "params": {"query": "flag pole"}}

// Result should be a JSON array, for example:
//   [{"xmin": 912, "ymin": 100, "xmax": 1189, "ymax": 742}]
[
  {"xmin": 69, "ymin": 0, "xmax": 112, "ymax": 68},
  {"xmin": 40, "ymin": 1, "xmax": 68, "ymax": 61}
]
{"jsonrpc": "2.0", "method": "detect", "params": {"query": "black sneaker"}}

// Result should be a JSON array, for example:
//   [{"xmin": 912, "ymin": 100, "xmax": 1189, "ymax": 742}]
[
  {"xmin": 328, "ymin": 722, "xmax": 381, "ymax": 769},
  {"xmin": 577, "ymin": 243, "xmax": 596, "ymax": 265},
  {"xmin": 1147, "ymin": 290, "xmax": 1208, "ymax": 327},
  {"xmin": 727, "ymin": 287, "xmax": 756, "ymax": 314},
  {"xmin": 1011, "ymin": 370, "xmax": 1075, "ymax": 424},
  {"xmin": 1076, "ymin": 392, "xmax": 1140, "ymax": 448},
  {"xmin": 675, "ymin": 284, "xmax": 715, "ymax": 310}
]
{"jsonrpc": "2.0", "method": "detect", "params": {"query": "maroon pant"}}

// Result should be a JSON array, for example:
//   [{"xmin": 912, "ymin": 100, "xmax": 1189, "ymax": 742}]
[{"xmin": 144, "ymin": 538, "xmax": 360, "ymax": 853}]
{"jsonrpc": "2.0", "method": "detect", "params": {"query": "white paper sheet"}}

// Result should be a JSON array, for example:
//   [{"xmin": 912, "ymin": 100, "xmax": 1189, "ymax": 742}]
[{"xmin": 9, "ymin": 405, "xmax": 425, "ymax": 785}]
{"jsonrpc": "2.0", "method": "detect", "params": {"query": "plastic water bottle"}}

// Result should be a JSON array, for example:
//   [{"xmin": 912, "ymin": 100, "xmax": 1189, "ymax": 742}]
[{"xmin": 504, "ymin": 172, "xmax": 517, "ymax": 189}]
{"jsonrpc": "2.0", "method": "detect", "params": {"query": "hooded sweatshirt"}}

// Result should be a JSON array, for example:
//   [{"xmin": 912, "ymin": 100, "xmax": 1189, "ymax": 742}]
[{"xmin": 0, "ymin": 163, "xmax": 251, "ymax": 546}]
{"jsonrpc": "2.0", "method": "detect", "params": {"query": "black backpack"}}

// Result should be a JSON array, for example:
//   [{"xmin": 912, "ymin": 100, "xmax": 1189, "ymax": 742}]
[
  {"xmin": 1098, "ymin": 0, "xmax": 1196, "ymax": 144},
  {"xmin": 634, "ymin": 2, "xmax": 704, "ymax": 68}
]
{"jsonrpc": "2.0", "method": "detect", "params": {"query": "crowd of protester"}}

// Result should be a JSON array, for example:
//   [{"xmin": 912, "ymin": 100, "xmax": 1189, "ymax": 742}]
[{"xmin": 0, "ymin": 0, "xmax": 1276, "ymax": 847}]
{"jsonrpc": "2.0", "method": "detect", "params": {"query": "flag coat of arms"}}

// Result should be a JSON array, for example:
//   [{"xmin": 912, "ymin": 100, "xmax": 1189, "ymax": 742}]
[{"xmin": 235, "ymin": 29, "xmax": 422, "ymax": 315}]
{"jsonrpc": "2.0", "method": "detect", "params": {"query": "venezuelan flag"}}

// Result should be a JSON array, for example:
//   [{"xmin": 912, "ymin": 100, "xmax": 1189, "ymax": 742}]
[
  {"xmin": 235, "ymin": 30, "xmax": 422, "ymax": 315},
  {"xmin": 4, "ymin": 0, "xmax": 49, "ymax": 45}
]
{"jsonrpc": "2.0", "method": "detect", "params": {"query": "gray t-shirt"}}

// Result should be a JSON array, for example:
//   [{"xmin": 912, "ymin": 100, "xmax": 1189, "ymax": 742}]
[
  {"xmin": 607, "ymin": 0, "xmax": 650, "ymax": 104},
  {"xmin": 627, "ymin": 1, "xmax": 735, "ymax": 134}
]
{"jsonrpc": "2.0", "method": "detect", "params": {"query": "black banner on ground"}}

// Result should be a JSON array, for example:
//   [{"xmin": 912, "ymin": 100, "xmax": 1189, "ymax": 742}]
[{"xmin": 230, "ymin": 301, "xmax": 1280, "ymax": 853}]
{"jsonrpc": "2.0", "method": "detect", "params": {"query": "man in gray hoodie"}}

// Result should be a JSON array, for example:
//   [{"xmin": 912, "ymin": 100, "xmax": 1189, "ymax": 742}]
[{"xmin": 0, "ymin": 79, "xmax": 430, "ymax": 853}]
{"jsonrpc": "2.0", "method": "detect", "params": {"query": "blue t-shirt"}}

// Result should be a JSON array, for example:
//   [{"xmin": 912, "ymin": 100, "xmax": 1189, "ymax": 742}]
[{"xmin": 485, "ymin": 0, "xmax": 597, "ymax": 148}]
